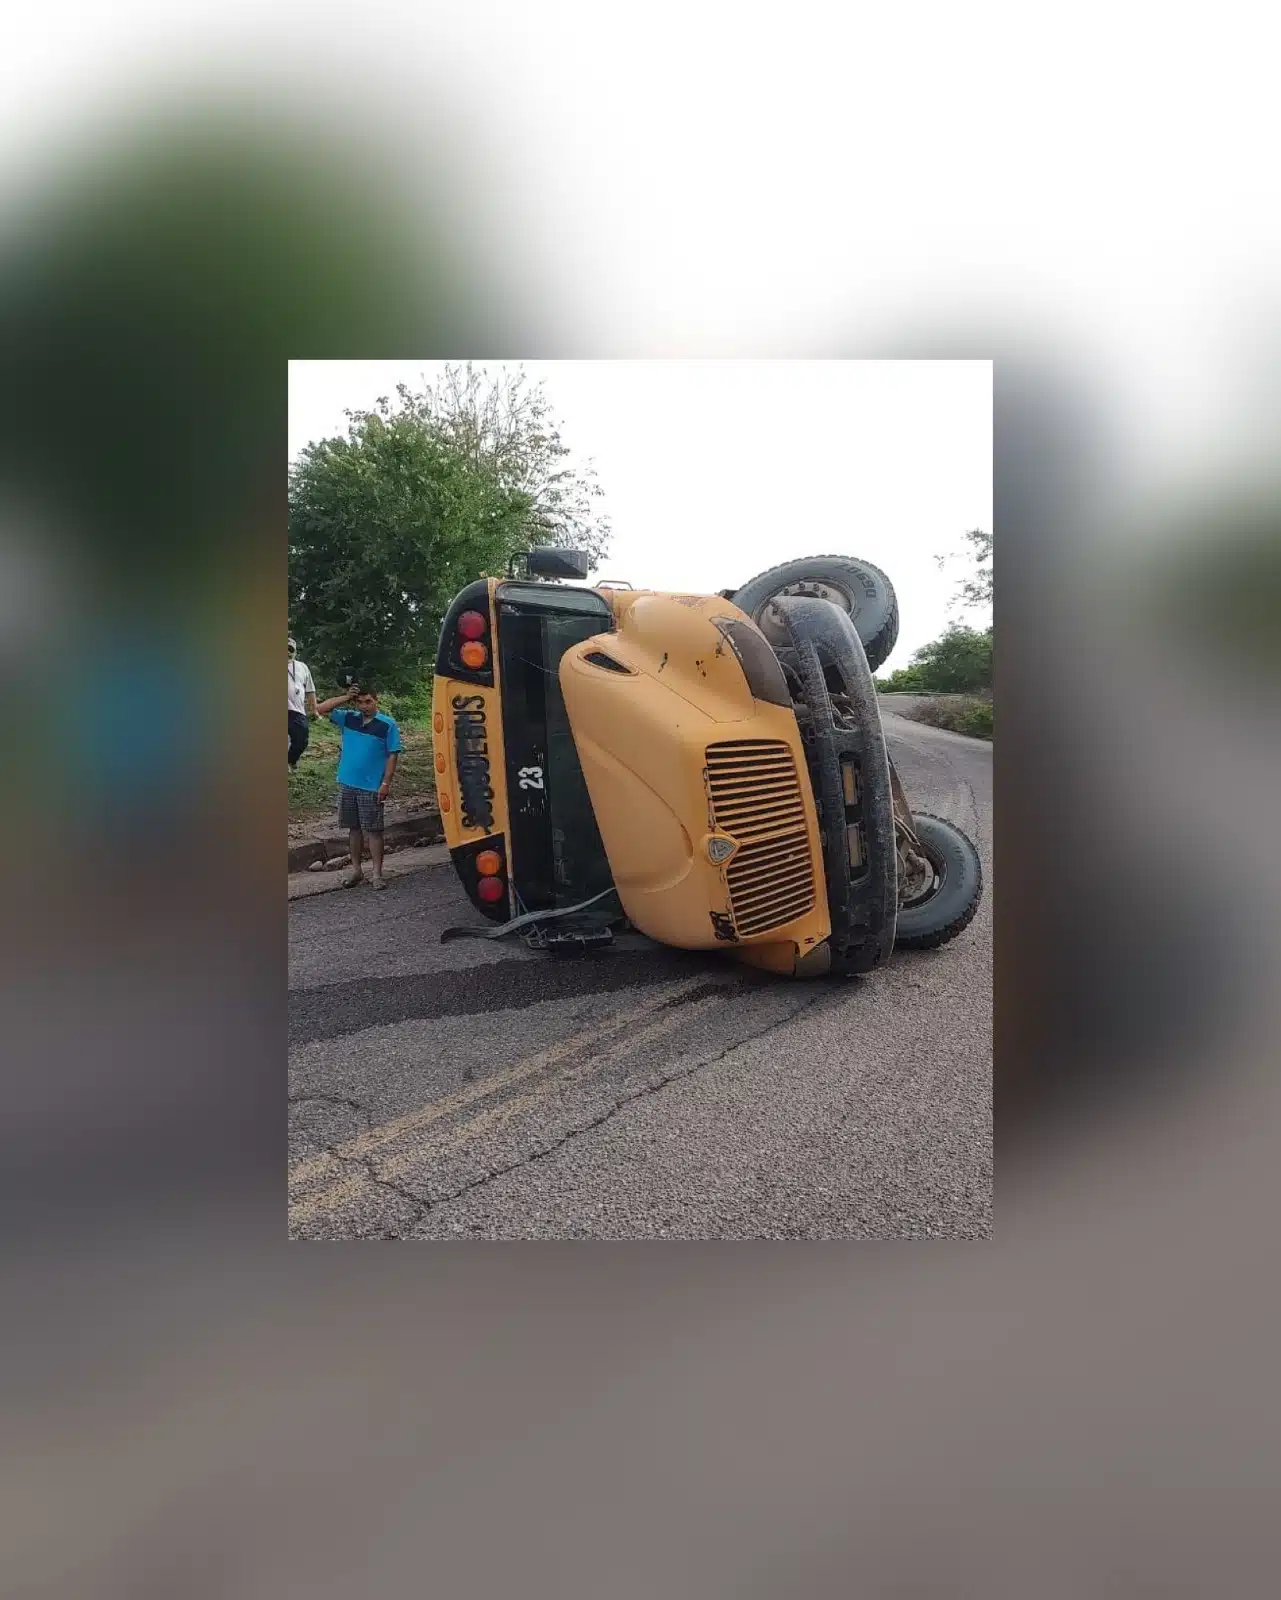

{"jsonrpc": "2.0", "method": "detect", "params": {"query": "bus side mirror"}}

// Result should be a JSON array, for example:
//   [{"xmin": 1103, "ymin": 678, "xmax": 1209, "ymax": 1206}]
[{"xmin": 522, "ymin": 548, "xmax": 593, "ymax": 581}]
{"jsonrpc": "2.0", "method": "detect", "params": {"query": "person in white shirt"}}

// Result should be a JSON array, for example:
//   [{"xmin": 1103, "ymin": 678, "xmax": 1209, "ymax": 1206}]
[{"xmin": 287, "ymin": 636, "xmax": 317, "ymax": 768}]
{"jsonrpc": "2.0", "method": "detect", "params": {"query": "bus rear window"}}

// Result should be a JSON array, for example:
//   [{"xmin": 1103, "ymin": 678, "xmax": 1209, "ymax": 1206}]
[{"xmin": 497, "ymin": 599, "xmax": 615, "ymax": 911}]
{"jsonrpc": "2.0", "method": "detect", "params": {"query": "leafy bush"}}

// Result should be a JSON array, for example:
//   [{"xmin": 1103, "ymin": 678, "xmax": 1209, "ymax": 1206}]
[
  {"xmin": 905, "ymin": 624, "xmax": 992, "ymax": 692},
  {"xmin": 876, "ymin": 625, "xmax": 991, "ymax": 694},
  {"xmin": 875, "ymin": 664, "xmax": 928, "ymax": 693},
  {"xmin": 906, "ymin": 695, "xmax": 993, "ymax": 740},
  {"xmin": 381, "ymin": 681, "xmax": 433, "ymax": 732}
]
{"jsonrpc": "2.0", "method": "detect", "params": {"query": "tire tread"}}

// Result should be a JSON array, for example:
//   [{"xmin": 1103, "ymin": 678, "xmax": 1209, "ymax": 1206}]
[
  {"xmin": 894, "ymin": 811, "xmax": 983, "ymax": 950},
  {"xmin": 732, "ymin": 554, "xmax": 900, "ymax": 672}
]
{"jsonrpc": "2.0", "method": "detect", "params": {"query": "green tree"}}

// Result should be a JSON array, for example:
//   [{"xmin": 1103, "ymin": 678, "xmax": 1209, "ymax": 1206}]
[
  {"xmin": 935, "ymin": 527, "xmax": 993, "ymax": 616},
  {"xmin": 405, "ymin": 364, "xmax": 612, "ymax": 559},
  {"xmin": 288, "ymin": 368, "xmax": 611, "ymax": 690},
  {"xmin": 878, "ymin": 624, "xmax": 992, "ymax": 693},
  {"xmin": 289, "ymin": 409, "xmax": 525, "ymax": 690}
]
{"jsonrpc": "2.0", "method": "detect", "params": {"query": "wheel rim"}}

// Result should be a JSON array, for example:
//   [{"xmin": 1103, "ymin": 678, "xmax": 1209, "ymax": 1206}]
[
  {"xmin": 758, "ymin": 579, "xmax": 856, "ymax": 644},
  {"xmin": 900, "ymin": 836, "xmax": 948, "ymax": 909}
]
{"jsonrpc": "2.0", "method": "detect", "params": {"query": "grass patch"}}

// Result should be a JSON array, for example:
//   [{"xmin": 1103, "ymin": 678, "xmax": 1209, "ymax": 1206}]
[
  {"xmin": 288, "ymin": 688, "xmax": 437, "ymax": 824},
  {"xmin": 905, "ymin": 694, "xmax": 993, "ymax": 740}
]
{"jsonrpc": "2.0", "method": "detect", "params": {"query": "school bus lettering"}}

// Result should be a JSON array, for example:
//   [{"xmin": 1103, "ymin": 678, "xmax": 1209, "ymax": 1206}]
[{"xmin": 452, "ymin": 694, "xmax": 494, "ymax": 829}]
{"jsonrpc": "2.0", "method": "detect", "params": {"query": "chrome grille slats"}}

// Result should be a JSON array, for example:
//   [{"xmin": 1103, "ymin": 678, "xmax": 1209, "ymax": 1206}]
[
  {"xmin": 705, "ymin": 740, "xmax": 816, "ymax": 936},
  {"xmin": 725, "ymin": 833, "xmax": 815, "ymax": 934},
  {"xmin": 726, "ymin": 865, "xmax": 812, "ymax": 897}
]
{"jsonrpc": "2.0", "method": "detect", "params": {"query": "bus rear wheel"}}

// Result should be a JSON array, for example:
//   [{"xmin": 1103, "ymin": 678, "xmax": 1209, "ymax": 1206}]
[{"xmin": 732, "ymin": 555, "xmax": 899, "ymax": 673}]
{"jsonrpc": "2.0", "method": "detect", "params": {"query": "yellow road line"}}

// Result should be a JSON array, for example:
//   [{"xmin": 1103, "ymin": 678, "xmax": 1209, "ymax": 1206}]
[
  {"xmin": 289, "ymin": 1171, "xmax": 369, "ymax": 1228},
  {"xmin": 289, "ymin": 980, "xmax": 708, "ymax": 1199},
  {"xmin": 375, "ymin": 994, "xmax": 723, "ymax": 1187}
]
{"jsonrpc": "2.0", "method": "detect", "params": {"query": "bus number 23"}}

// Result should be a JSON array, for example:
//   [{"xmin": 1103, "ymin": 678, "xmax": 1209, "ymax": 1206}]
[{"xmin": 518, "ymin": 766, "xmax": 544, "ymax": 790}]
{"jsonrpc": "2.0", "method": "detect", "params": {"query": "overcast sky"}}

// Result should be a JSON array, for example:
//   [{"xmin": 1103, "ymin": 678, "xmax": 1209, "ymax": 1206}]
[{"xmin": 288, "ymin": 360, "xmax": 991, "ymax": 671}]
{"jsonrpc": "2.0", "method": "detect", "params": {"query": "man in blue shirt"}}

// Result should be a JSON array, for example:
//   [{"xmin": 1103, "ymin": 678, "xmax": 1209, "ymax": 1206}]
[{"xmin": 314, "ymin": 681, "xmax": 402, "ymax": 890}]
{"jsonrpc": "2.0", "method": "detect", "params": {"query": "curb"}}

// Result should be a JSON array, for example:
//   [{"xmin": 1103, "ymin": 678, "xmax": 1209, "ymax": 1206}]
[
  {"xmin": 287, "ymin": 812, "xmax": 444, "ymax": 872},
  {"xmin": 288, "ymin": 842, "xmax": 452, "ymax": 900}
]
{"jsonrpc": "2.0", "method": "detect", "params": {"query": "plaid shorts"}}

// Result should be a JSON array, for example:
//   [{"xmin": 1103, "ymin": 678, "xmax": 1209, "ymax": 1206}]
[{"xmin": 338, "ymin": 784, "xmax": 385, "ymax": 832}]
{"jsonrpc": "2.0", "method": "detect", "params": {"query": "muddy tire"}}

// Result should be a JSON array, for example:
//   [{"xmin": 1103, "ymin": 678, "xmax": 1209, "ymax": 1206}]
[
  {"xmin": 895, "ymin": 813, "xmax": 983, "ymax": 950},
  {"xmin": 771, "ymin": 594, "xmax": 898, "ymax": 975},
  {"xmin": 733, "ymin": 555, "xmax": 899, "ymax": 673}
]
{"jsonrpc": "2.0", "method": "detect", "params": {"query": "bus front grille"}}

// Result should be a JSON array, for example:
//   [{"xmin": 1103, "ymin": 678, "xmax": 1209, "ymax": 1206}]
[{"xmin": 706, "ymin": 741, "xmax": 816, "ymax": 935}]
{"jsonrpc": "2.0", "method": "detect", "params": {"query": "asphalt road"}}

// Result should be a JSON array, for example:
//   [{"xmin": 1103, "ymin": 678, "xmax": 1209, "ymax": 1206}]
[{"xmin": 288, "ymin": 712, "xmax": 992, "ymax": 1239}]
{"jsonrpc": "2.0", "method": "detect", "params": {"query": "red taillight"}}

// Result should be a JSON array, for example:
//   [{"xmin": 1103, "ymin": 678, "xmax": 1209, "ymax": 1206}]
[
  {"xmin": 476, "ymin": 875, "xmax": 505, "ymax": 904},
  {"xmin": 457, "ymin": 610, "xmax": 487, "ymax": 641}
]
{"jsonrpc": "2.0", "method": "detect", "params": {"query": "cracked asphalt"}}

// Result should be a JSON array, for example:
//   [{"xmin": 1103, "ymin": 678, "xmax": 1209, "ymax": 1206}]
[{"xmin": 288, "ymin": 712, "xmax": 992, "ymax": 1239}]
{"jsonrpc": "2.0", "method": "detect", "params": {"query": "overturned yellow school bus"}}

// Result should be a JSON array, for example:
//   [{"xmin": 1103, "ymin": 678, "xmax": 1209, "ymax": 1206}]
[{"xmin": 432, "ymin": 551, "xmax": 981, "ymax": 977}]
